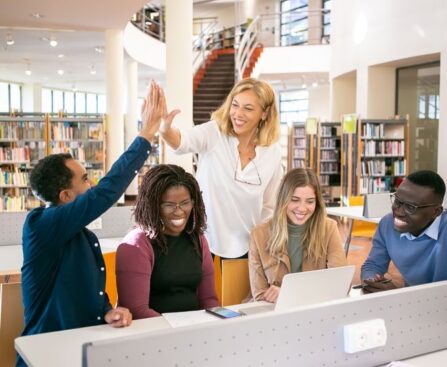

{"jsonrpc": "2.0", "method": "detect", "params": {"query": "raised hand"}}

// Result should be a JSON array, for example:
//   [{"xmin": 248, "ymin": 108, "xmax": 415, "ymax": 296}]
[{"xmin": 139, "ymin": 80, "xmax": 165, "ymax": 142}]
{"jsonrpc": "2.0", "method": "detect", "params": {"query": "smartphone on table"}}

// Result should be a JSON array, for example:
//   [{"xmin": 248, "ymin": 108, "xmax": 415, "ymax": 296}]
[{"xmin": 205, "ymin": 307, "xmax": 242, "ymax": 319}]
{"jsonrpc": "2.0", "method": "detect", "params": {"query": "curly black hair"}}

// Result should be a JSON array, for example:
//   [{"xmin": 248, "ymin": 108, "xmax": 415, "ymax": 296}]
[
  {"xmin": 29, "ymin": 153, "xmax": 74, "ymax": 205},
  {"xmin": 134, "ymin": 164, "xmax": 207, "ymax": 254},
  {"xmin": 407, "ymin": 170, "xmax": 446, "ymax": 201}
]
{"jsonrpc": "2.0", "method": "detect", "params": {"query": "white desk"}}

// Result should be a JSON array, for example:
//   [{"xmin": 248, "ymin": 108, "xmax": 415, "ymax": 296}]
[
  {"xmin": 0, "ymin": 237, "xmax": 123, "ymax": 273},
  {"xmin": 326, "ymin": 205, "xmax": 381, "ymax": 224},
  {"xmin": 15, "ymin": 302, "xmax": 270, "ymax": 367}
]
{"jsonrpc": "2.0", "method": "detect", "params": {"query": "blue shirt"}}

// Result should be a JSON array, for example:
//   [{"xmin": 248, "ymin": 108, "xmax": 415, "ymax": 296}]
[
  {"xmin": 361, "ymin": 211, "xmax": 447, "ymax": 286},
  {"xmin": 20, "ymin": 137, "xmax": 151, "ymax": 338}
]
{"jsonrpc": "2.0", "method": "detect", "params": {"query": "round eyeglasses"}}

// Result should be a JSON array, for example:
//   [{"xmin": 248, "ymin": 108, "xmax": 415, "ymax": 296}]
[
  {"xmin": 160, "ymin": 200, "xmax": 194, "ymax": 213},
  {"xmin": 390, "ymin": 193, "xmax": 439, "ymax": 215}
]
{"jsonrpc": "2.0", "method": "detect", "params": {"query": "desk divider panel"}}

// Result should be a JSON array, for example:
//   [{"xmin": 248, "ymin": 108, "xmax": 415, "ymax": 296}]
[
  {"xmin": 0, "ymin": 206, "xmax": 134, "ymax": 246},
  {"xmin": 82, "ymin": 281, "xmax": 447, "ymax": 367}
]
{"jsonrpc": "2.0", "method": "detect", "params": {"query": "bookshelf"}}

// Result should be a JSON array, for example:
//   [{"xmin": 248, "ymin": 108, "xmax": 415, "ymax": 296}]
[
  {"xmin": 340, "ymin": 115, "xmax": 359, "ymax": 205},
  {"xmin": 288, "ymin": 122, "xmax": 307, "ymax": 170},
  {"xmin": 0, "ymin": 114, "xmax": 106, "ymax": 212},
  {"xmin": 357, "ymin": 117, "xmax": 409, "ymax": 194},
  {"xmin": 316, "ymin": 121, "xmax": 341, "ymax": 206},
  {"xmin": 0, "ymin": 115, "xmax": 48, "ymax": 212},
  {"xmin": 49, "ymin": 116, "xmax": 106, "ymax": 185}
]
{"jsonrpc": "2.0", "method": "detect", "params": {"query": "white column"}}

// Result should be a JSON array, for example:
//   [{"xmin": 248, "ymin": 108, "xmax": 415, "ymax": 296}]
[
  {"xmin": 164, "ymin": 0, "xmax": 193, "ymax": 172},
  {"xmin": 105, "ymin": 29, "xmax": 124, "ymax": 174},
  {"xmin": 367, "ymin": 66, "xmax": 395, "ymax": 119},
  {"xmin": 438, "ymin": 50, "xmax": 447, "ymax": 179},
  {"xmin": 125, "ymin": 60, "xmax": 139, "ymax": 196}
]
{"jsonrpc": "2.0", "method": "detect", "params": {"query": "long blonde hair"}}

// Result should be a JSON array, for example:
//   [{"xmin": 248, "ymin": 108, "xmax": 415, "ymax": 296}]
[
  {"xmin": 211, "ymin": 78, "xmax": 280, "ymax": 146},
  {"xmin": 267, "ymin": 168, "xmax": 327, "ymax": 265}
]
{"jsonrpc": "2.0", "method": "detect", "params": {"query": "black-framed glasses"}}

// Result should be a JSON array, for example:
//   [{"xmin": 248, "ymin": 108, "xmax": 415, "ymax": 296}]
[
  {"xmin": 234, "ymin": 157, "xmax": 262, "ymax": 186},
  {"xmin": 390, "ymin": 193, "xmax": 440, "ymax": 215},
  {"xmin": 160, "ymin": 200, "xmax": 194, "ymax": 213}
]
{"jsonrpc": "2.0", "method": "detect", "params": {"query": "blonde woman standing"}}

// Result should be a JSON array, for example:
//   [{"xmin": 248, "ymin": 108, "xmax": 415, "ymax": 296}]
[
  {"xmin": 249, "ymin": 168, "xmax": 347, "ymax": 302},
  {"xmin": 159, "ymin": 78, "xmax": 282, "ymax": 259}
]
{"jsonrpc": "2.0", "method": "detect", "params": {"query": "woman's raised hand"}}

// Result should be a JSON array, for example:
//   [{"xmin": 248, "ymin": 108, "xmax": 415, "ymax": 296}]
[{"xmin": 139, "ymin": 80, "xmax": 165, "ymax": 142}]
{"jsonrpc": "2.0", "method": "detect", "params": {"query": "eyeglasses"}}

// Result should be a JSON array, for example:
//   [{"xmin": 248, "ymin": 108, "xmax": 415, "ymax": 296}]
[
  {"xmin": 234, "ymin": 157, "xmax": 262, "ymax": 186},
  {"xmin": 390, "ymin": 193, "xmax": 439, "ymax": 215},
  {"xmin": 160, "ymin": 200, "xmax": 194, "ymax": 213}
]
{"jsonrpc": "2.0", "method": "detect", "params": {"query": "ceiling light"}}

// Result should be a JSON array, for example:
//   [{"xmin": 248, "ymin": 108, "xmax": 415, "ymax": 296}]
[
  {"xmin": 50, "ymin": 35, "xmax": 58, "ymax": 47},
  {"xmin": 90, "ymin": 65, "xmax": 96, "ymax": 75},
  {"xmin": 302, "ymin": 83, "xmax": 307, "ymax": 89},
  {"xmin": 94, "ymin": 46, "xmax": 104, "ymax": 54},
  {"xmin": 57, "ymin": 69, "xmax": 64, "ymax": 75},
  {"xmin": 6, "ymin": 32, "xmax": 14, "ymax": 46},
  {"xmin": 58, "ymin": 54, "xmax": 64, "ymax": 58},
  {"xmin": 30, "ymin": 13, "xmax": 44, "ymax": 18},
  {"xmin": 25, "ymin": 69, "xmax": 32, "ymax": 76},
  {"xmin": 312, "ymin": 82, "xmax": 318, "ymax": 88}
]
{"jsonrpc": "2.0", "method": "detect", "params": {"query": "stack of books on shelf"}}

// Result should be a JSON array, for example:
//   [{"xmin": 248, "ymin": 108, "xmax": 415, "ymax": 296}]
[
  {"xmin": 0, "ymin": 146, "xmax": 31, "ymax": 163},
  {"xmin": 0, "ymin": 168, "xmax": 29, "ymax": 187}
]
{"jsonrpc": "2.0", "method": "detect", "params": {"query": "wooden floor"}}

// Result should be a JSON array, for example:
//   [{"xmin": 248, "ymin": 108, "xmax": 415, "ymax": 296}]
[{"xmin": 338, "ymin": 221, "xmax": 404, "ymax": 287}]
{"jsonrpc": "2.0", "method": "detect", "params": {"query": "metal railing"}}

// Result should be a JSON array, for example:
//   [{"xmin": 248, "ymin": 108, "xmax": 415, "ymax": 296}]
[
  {"xmin": 235, "ymin": 8, "xmax": 331, "ymax": 81},
  {"xmin": 131, "ymin": 4, "xmax": 164, "ymax": 41}
]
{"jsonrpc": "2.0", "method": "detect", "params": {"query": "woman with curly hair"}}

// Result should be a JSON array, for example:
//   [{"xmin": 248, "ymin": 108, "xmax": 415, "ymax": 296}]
[
  {"xmin": 116, "ymin": 164, "xmax": 218, "ymax": 319},
  {"xmin": 249, "ymin": 168, "xmax": 347, "ymax": 303}
]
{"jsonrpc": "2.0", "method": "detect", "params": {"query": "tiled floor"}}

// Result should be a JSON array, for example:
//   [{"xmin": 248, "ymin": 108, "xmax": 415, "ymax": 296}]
[{"xmin": 337, "ymin": 221, "xmax": 404, "ymax": 287}]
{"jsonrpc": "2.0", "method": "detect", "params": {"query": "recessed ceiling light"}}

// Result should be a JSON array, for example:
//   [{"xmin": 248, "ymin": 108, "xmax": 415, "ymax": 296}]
[
  {"xmin": 94, "ymin": 46, "xmax": 104, "ymax": 54},
  {"xmin": 90, "ymin": 65, "xmax": 96, "ymax": 75},
  {"xmin": 25, "ymin": 69, "xmax": 32, "ymax": 76},
  {"xmin": 302, "ymin": 83, "xmax": 307, "ymax": 89},
  {"xmin": 57, "ymin": 69, "xmax": 64, "ymax": 75},
  {"xmin": 58, "ymin": 54, "xmax": 64, "ymax": 58},
  {"xmin": 6, "ymin": 33, "xmax": 14, "ymax": 46},
  {"xmin": 30, "ymin": 13, "xmax": 44, "ymax": 18},
  {"xmin": 312, "ymin": 82, "xmax": 318, "ymax": 88},
  {"xmin": 50, "ymin": 36, "xmax": 58, "ymax": 47}
]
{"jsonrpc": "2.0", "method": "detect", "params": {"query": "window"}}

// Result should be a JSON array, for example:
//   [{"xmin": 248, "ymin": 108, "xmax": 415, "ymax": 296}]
[
  {"xmin": 322, "ymin": 0, "xmax": 332, "ymax": 42},
  {"xmin": 53, "ymin": 90, "xmax": 64, "ymax": 113},
  {"xmin": 42, "ymin": 88, "xmax": 52, "ymax": 112},
  {"xmin": 98, "ymin": 95, "xmax": 106, "ymax": 114},
  {"xmin": 0, "ymin": 82, "xmax": 8, "ymax": 112},
  {"xmin": 86, "ymin": 93, "xmax": 97, "ymax": 113},
  {"xmin": 65, "ymin": 92, "xmax": 75, "ymax": 113},
  {"xmin": 75, "ymin": 92, "xmax": 86, "ymax": 113},
  {"xmin": 280, "ymin": 0, "xmax": 309, "ymax": 46},
  {"xmin": 279, "ymin": 89, "xmax": 309, "ymax": 124},
  {"xmin": 0, "ymin": 81, "xmax": 22, "ymax": 112}
]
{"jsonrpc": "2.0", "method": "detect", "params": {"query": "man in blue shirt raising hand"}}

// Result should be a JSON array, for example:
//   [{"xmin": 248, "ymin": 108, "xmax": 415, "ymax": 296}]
[
  {"xmin": 18, "ymin": 81, "xmax": 165, "ymax": 367},
  {"xmin": 361, "ymin": 170, "xmax": 446, "ymax": 293}
]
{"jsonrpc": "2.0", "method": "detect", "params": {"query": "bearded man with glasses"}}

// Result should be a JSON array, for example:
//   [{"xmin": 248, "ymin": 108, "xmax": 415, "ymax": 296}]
[{"xmin": 361, "ymin": 170, "xmax": 446, "ymax": 293}]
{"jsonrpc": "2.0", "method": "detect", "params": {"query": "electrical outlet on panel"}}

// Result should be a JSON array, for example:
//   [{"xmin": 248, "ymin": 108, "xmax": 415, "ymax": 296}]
[
  {"xmin": 344, "ymin": 319, "xmax": 387, "ymax": 354},
  {"xmin": 87, "ymin": 218, "xmax": 103, "ymax": 230}
]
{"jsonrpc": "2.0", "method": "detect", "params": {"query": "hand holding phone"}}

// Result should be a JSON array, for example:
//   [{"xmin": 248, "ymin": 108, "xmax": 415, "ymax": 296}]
[{"xmin": 205, "ymin": 307, "xmax": 242, "ymax": 319}]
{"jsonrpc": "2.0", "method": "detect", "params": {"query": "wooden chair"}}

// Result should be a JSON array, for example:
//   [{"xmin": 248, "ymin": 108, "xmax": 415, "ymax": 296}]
[
  {"xmin": 221, "ymin": 259, "xmax": 250, "ymax": 307},
  {"xmin": 0, "ymin": 282, "xmax": 24, "ymax": 367},
  {"xmin": 103, "ymin": 252, "xmax": 117, "ymax": 307}
]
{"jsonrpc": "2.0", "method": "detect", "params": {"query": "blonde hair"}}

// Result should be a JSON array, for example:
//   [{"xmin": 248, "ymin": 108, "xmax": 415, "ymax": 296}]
[
  {"xmin": 211, "ymin": 78, "xmax": 280, "ymax": 146},
  {"xmin": 267, "ymin": 168, "xmax": 327, "ymax": 265}
]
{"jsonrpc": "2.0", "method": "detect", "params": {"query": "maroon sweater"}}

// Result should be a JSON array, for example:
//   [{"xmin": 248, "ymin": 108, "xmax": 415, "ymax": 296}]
[{"xmin": 116, "ymin": 228, "xmax": 218, "ymax": 319}]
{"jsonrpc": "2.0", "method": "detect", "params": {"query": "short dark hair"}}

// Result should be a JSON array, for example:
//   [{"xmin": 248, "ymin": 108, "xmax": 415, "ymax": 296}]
[
  {"xmin": 134, "ymin": 164, "xmax": 207, "ymax": 254},
  {"xmin": 406, "ymin": 170, "xmax": 446, "ymax": 201},
  {"xmin": 30, "ymin": 153, "xmax": 74, "ymax": 205}
]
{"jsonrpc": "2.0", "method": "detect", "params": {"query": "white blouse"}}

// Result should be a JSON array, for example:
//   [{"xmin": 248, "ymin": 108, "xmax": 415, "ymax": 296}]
[{"xmin": 176, "ymin": 120, "xmax": 283, "ymax": 258}]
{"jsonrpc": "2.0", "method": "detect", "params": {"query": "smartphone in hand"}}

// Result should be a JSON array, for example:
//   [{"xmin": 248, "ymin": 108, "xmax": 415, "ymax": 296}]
[{"xmin": 205, "ymin": 307, "xmax": 242, "ymax": 319}]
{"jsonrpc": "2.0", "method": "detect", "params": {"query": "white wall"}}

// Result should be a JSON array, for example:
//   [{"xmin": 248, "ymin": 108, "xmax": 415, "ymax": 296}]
[
  {"xmin": 331, "ymin": 0, "xmax": 447, "ymax": 177},
  {"xmin": 308, "ymin": 84, "xmax": 330, "ymax": 121}
]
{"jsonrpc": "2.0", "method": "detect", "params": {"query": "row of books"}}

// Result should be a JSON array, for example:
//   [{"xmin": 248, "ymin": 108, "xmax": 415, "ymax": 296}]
[
  {"xmin": 320, "ymin": 138, "xmax": 337, "ymax": 148},
  {"xmin": 293, "ymin": 127, "xmax": 306, "ymax": 137},
  {"xmin": 320, "ymin": 150, "xmax": 338, "ymax": 160},
  {"xmin": 320, "ymin": 126, "xmax": 337, "ymax": 136},
  {"xmin": 292, "ymin": 159, "xmax": 306, "ymax": 168},
  {"xmin": 0, "ymin": 121, "xmax": 46, "ymax": 140},
  {"xmin": 87, "ymin": 170, "xmax": 105, "ymax": 185},
  {"xmin": 361, "ymin": 123, "xmax": 405, "ymax": 139},
  {"xmin": 50, "ymin": 122, "xmax": 103, "ymax": 141},
  {"xmin": 362, "ymin": 141, "xmax": 405, "ymax": 156},
  {"xmin": 292, "ymin": 148, "xmax": 306, "ymax": 158},
  {"xmin": 293, "ymin": 139, "xmax": 306, "ymax": 147},
  {"xmin": 0, "ymin": 192, "xmax": 40, "ymax": 212},
  {"xmin": 0, "ymin": 146, "xmax": 31, "ymax": 163},
  {"xmin": 360, "ymin": 159, "xmax": 406, "ymax": 176},
  {"xmin": 0, "ymin": 169, "xmax": 29, "ymax": 187},
  {"xmin": 320, "ymin": 162, "xmax": 339, "ymax": 173},
  {"xmin": 359, "ymin": 177, "xmax": 396, "ymax": 194},
  {"xmin": 50, "ymin": 141, "xmax": 103, "ymax": 163}
]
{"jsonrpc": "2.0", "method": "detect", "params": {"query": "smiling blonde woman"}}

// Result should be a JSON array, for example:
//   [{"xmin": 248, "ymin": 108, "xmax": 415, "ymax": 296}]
[
  {"xmin": 248, "ymin": 168, "xmax": 347, "ymax": 303},
  {"xmin": 158, "ymin": 78, "xmax": 283, "ymax": 260}
]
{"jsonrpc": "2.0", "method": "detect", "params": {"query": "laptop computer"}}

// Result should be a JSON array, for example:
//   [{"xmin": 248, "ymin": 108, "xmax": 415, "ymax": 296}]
[{"xmin": 239, "ymin": 265, "xmax": 355, "ymax": 315}]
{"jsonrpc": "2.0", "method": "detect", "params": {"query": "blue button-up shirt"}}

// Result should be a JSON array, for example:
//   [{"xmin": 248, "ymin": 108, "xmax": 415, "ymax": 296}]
[
  {"xmin": 361, "ymin": 211, "xmax": 447, "ymax": 286},
  {"xmin": 20, "ymin": 137, "xmax": 151, "ymax": 339}
]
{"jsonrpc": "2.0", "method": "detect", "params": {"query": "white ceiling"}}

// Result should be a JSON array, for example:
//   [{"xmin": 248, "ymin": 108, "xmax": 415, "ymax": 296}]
[{"xmin": 0, "ymin": 0, "xmax": 166, "ymax": 97}]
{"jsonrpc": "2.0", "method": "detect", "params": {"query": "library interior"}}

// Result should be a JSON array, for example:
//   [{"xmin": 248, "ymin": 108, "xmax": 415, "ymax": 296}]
[{"xmin": 1, "ymin": 0, "xmax": 447, "ymax": 366}]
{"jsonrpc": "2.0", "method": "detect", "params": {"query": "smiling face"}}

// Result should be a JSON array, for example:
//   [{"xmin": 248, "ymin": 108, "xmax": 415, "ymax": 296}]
[
  {"xmin": 160, "ymin": 185, "xmax": 193, "ymax": 236},
  {"xmin": 230, "ymin": 89, "xmax": 266, "ymax": 140},
  {"xmin": 286, "ymin": 185, "xmax": 317, "ymax": 225},
  {"xmin": 392, "ymin": 179, "xmax": 443, "ymax": 236}
]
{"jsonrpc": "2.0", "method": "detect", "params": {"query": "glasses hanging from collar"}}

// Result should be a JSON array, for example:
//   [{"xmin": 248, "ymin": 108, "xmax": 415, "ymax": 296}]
[{"xmin": 234, "ymin": 156, "xmax": 262, "ymax": 186}]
